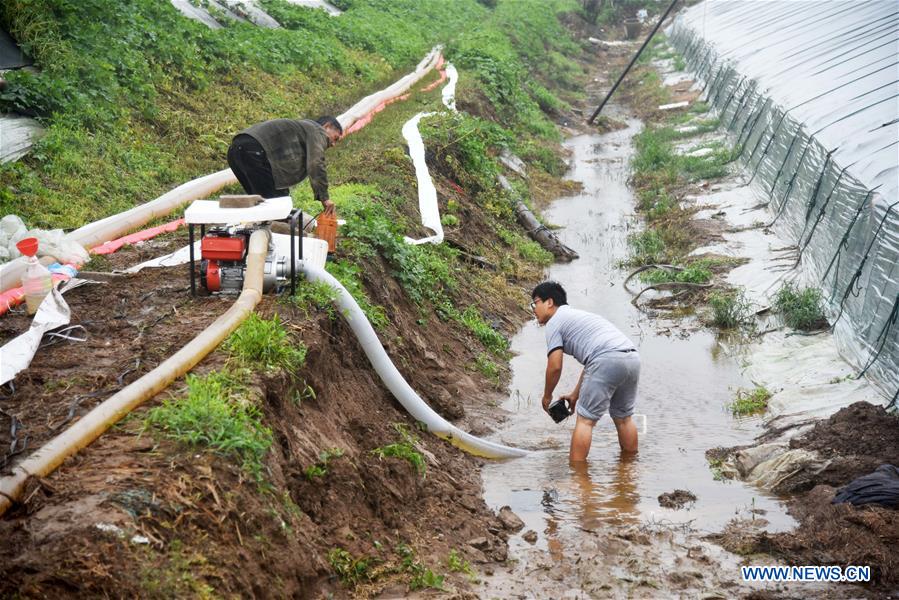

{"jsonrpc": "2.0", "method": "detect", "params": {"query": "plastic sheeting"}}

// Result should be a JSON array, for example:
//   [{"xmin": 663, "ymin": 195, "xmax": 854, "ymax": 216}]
[
  {"xmin": 0, "ymin": 114, "xmax": 44, "ymax": 164},
  {"xmin": 669, "ymin": 1, "xmax": 899, "ymax": 403},
  {"xmin": 401, "ymin": 61, "xmax": 458, "ymax": 245},
  {"xmin": 0, "ymin": 215, "xmax": 90, "ymax": 265},
  {"xmin": 0, "ymin": 29, "xmax": 32, "ymax": 69},
  {"xmin": 0, "ymin": 287, "xmax": 70, "ymax": 385},
  {"xmin": 285, "ymin": 0, "xmax": 341, "ymax": 16}
]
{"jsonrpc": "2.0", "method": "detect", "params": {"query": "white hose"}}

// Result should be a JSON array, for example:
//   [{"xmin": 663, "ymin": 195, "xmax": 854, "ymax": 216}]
[{"xmin": 300, "ymin": 264, "xmax": 527, "ymax": 459}]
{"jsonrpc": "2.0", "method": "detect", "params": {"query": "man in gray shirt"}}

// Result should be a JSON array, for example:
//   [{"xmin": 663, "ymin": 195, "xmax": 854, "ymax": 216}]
[
  {"xmin": 532, "ymin": 281, "xmax": 640, "ymax": 461},
  {"xmin": 227, "ymin": 116, "xmax": 342, "ymax": 216}
]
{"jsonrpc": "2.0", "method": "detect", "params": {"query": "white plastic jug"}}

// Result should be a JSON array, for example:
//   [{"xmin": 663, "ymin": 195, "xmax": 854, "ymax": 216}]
[
  {"xmin": 16, "ymin": 237, "xmax": 53, "ymax": 315},
  {"xmin": 23, "ymin": 257, "xmax": 52, "ymax": 315}
]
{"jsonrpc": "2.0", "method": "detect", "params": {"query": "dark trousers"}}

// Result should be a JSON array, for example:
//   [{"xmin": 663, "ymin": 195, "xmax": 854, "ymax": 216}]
[{"xmin": 226, "ymin": 135, "xmax": 289, "ymax": 199}]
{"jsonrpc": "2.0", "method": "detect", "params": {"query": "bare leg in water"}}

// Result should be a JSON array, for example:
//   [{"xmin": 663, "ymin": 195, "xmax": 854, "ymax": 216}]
[{"xmin": 570, "ymin": 414, "xmax": 638, "ymax": 461}]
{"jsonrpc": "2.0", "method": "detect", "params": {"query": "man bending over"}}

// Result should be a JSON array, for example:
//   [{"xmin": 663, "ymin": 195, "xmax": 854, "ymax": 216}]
[{"xmin": 531, "ymin": 281, "xmax": 640, "ymax": 461}]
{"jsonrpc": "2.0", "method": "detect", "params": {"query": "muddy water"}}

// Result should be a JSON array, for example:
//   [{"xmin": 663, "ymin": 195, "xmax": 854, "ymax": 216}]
[{"xmin": 480, "ymin": 117, "xmax": 795, "ymax": 593}]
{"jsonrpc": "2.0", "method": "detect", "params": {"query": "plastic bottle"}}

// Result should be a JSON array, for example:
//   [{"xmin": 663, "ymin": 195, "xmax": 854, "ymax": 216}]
[
  {"xmin": 16, "ymin": 237, "xmax": 52, "ymax": 315},
  {"xmin": 316, "ymin": 213, "xmax": 337, "ymax": 254}
]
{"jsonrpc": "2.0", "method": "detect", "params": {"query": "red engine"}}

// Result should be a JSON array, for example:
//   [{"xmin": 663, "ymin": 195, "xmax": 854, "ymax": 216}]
[{"xmin": 200, "ymin": 229, "xmax": 249, "ymax": 293}]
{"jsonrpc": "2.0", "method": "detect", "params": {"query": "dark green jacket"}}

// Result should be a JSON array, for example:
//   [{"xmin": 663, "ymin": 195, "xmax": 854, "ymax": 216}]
[{"xmin": 239, "ymin": 118, "xmax": 331, "ymax": 200}]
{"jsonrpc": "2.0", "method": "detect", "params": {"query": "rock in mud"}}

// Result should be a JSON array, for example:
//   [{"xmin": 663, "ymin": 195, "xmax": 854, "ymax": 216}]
[
  {"xmin": 658, "ymin": 489, "xmax": 697, "ymax": 509},
  {"xmin": 498, "ymin": 505, "xmax": 525, "ymax": 531},
  {"xmin": 522, "ymin": 530, "xmax": 538, "ymax": 544}
]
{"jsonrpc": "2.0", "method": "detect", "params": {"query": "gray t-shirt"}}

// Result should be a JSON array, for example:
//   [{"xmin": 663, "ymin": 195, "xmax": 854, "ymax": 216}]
[{"xmin": 544, "ymin": 305, "xmax": 635, "ymax": 366}]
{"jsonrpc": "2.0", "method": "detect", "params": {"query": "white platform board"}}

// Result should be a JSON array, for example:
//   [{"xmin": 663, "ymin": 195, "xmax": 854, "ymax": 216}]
[{"xmin": 184, "ymin": 196, "xmax": 293, "ymax": 224}]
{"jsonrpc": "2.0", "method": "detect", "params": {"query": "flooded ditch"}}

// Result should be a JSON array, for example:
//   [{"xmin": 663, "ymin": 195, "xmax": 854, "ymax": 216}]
[{"xmin": 478, "ymin": 111, "xmax": 798, "ymax": 597}]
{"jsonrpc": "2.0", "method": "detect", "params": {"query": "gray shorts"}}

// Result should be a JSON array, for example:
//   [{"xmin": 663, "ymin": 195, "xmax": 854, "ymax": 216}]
[{"xmin": 576, "ymin": 351, "xmax": 640, "ymax": 421}]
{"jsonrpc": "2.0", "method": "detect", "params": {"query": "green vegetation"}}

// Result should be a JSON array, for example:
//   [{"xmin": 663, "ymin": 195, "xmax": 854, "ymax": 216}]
[
  {"xmin": 709, "ymin": 290, "xmax": 754, "ymax": 330},
  {"xmin": 398, "ymin": 544, "xmax": 445, "ymax": 591},
  {"xmin": 289, "ymin": 280, "xmax": 340, "ymax": 320},
  {"xmin": 328, "ymin": 547, "xmax": 375, "ymax": 587},
  {"xmin": 728, "ymin": 387, "xmax": 772, "ymax": 416},
  {"xmin": 458, "ymin": 306, "xmax": 509, "ymax": 355},
  {"xmin": 640, "ymin": 260, "xmax": 717, "ymax": 285},
  {"xmin": 371, "ymin": 423, "xmax": 427, "ymax": 475},
  {"xmin": 473, "ymin": 352, "xmax": 501, "ymax": 383},
  {"xmin": 447, "ymin": 549, "xmax": 478, "ymax": 582},
  {"xmin": 1, "ymin": 0, "xmax": 580, "ymax": 228},
  {"xmin": 224, "ymin": 314, "xmax": 307, "ymax": 373},
  {"xmin": 304, "ymin": 447, "xmax": 345, "ymax": 480},
  {"xmin": 145, "ymin": 371, "xmax": 273, "ymax": 481},
  {"xmin": 773, "ymin": 283, "xmax": 827, "ymax": 330}
]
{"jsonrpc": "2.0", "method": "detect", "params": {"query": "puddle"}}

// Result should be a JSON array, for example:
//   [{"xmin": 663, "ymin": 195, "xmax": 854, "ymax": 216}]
[{"xmin": 480, "ymin": 115, "xmax": 796, "ymax": 595}]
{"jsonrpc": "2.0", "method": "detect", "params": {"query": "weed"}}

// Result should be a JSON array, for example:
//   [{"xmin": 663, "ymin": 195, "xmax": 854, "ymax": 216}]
[
  {"xmin": 145, "ymin": 371, "xmax": 272, "ymax": 481},
  {"xmin": 225, "ymin": 314, "xmax": 307, "ymax": 373},
  {"xmin": 640, "ymin": 261, "xmax": 713, "ymax": 285},
  {"xmin": 325, "ymin": 259, "xmax": 390, "ymax": 330},
  {"xmin": 441, "ymin": 213, "xmax": 460, "ymax": 227},
  {"xmin": 728, "ymin": 387, "xmax": 772, "ymax": 416},
  {"xmin": 290, "ymin": 280, "xmax": 339, "ymax": 320},
  {"xmin": 708, "ymin": 290, "xmax": 754, "ymax": 330},
  {"xmin": 328, "ymin": 547, "xmax": 375, "ymax": 587},
  {"xmin": 627, "ymin": 230, "xmax": 667, "ymax": 266},
  {"xmin": 397, "ymin": 543, "xmax": 445, "ymax": 591},
  {"xmin": 496, "ymin": 226, "xmax": 554, "ymax": 265},
  {"xmin": 371, "ymin": 423, "xmax": 426, "ymax": 475},
  {"xmin": 447, "ymin": 549, "xmax": 478, "ymax": 582},
  {"xmin": 473, "ymin": 352, "xmax": 501, "ymax": 382},
  {"xmin": 459, "ymin": 306, "xmax": 509, "ymax": 355},
  {"xmin": 291, "ymin": 381, "xmax": 316, "ymax": 406},
  {"xmin": 304, "ymin": 447, "xmax": 345, "ymax": 480},
  {"xmin": 773, "ymin": 282, "xmax": 827, "ymax": 330}
]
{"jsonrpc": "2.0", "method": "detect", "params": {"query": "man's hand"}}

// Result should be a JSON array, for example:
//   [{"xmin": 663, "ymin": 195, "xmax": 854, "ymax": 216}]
[
  {"xmin": 542, "ymin": 395, "xmax": 553, "ymax": 413},
  {"xmin": 321, "ymin": 199, "xmax": 336, "ymax": 215},
  {"xmin": 560, "ymin": 392, "xmax": 577, "ymax": 415}
]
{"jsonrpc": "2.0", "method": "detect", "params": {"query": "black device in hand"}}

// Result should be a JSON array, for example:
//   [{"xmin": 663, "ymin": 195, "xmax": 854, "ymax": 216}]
[{"xmin": 547, "ymin": 399, "xmax": 570, "ymax": 423}]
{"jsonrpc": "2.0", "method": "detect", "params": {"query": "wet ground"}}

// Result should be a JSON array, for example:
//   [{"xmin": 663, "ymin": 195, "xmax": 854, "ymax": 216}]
[{"xmin": 478, "ymin": 111, "xmax": 798, "ymax": 597}]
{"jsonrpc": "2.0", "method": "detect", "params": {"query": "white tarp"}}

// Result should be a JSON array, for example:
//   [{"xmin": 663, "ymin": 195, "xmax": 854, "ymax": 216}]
[
  {"xmin": 669, "ymin": 1, "xmax": 899, "ymax": 402},
  {"xmin": 0, "ymin": 287, "xmax": 70, "ymax": 386}
]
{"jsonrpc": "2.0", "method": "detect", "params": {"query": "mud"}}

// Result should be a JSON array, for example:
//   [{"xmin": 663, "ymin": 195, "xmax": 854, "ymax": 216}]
[
  {"xmin": 0, "ymin": 140, "xmax": 537, "ymax": 598},
  {"xmin": 710, "ymin": 402, "xmax": 899, "ymax": 590},
  {"xmin": 658, "ymin": 489, "xmax": 697, "ymax": 510}
]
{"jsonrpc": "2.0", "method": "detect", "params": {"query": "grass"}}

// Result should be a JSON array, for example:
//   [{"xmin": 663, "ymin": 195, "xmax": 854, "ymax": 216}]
[
  {"xmin": 145, "ymin": 371, "xmax": 273, "ymax": 481},
  {"xmin": 728, "ymin": 387, "xmax": 772, "ymax": 416},
  {"xmin": 370, "ymin": 423, "xmax": 427, "ymax": 475},
  {"xmin": 224, "ymin": 314, "xmax": 307, "ymax": 373},
  {"xmin": 304, "ymin": 447, "xmax": 345, "ymax": 481},
  {"xmin": 289, "ymin": 280, "xmax": 339, "ymax": 320},
  {"xmin": 458, "ymin": 306, "xmax": 509, "ymax": 356},
  {"xmin": 472, "ymin": 352, "xmax": 501, "ymax": 383},
  {"xmin": 709, "ymin": 290, "xmax": 754, "ymax": 330},
  {"xmin": 640, "ymin": 260, "xmax": 715, "ymax": 285},
  {"xmin": 773, "ymin": 283, "xmax": 827, "ymax": 330},
  {"xmin": 627, "ymin": 230, "xmax": 668, "ymax": 266}
]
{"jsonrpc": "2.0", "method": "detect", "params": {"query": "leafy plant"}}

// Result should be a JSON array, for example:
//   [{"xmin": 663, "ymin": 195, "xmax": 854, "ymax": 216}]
[
  {"xmin": 304, "ymin": 447, "xmax": 345, "ymax": 480},
  {"xmin": 447, "ymin": 549, "xmax": 478, "ymax": 582},
  {"xmin": 397, "ymin": 543, "xmax": 445, "ymax": 591},
  {"xmin": 773, "ymin": 283, "xmax": 827, "ymax": 330},
  {"xmin": 328, "ymin": 547, "xmax": 375, "ymax": 587},
  {"xmin": 473, "ymin": 352, "xmax": 501, "ymax": 382},
  {"xmin": 728, "ymin": 387, "xmax": 772, "ymax": 416},
  {"xmin": 371, "ymin": 423, "xmax": 426, "ymax": 475}
]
